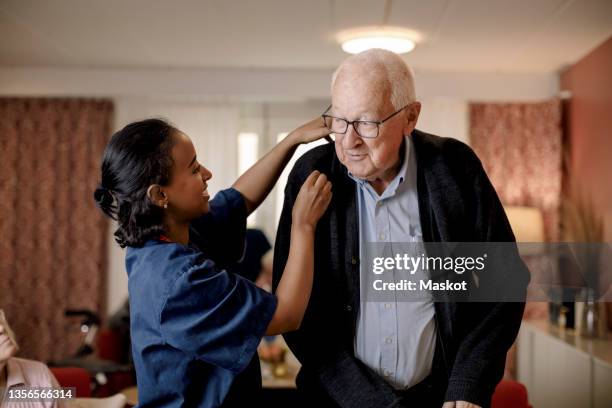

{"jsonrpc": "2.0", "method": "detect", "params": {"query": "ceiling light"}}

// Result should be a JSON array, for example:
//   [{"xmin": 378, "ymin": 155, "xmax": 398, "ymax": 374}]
[{"xmin": 338, "ymin": 27, "xmax": 419, "ymax": 55}]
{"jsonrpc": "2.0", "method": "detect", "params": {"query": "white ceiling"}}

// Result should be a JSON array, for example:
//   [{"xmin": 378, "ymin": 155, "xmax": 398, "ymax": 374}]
[{"xmin": 0, "ymin": 0, "xmax": 611, "ymax": 74}]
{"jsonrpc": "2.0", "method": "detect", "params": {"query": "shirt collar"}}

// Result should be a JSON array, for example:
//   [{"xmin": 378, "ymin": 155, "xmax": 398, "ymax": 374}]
[
  {"xmin": 395, "ymin": 136, "xmax": 410, "ymax": 185},
  {"xmin": 6, "ymin": 358, "xmax": 26, "ymax": 388},
  {"xmin": 348, "ymin": 135, "xmax": 411, "ymax": 198}
]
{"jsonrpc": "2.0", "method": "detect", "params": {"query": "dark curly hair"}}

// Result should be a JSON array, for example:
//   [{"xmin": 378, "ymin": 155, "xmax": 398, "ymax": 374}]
[{"xmin": 94, "ymin": 118, "xmax": 177, "ymax": 248}]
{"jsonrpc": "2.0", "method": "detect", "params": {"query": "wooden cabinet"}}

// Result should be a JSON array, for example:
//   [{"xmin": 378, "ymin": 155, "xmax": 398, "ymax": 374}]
[{"xmin": 517, "ymin": 320, "xmax": 612, "ymax": 408}]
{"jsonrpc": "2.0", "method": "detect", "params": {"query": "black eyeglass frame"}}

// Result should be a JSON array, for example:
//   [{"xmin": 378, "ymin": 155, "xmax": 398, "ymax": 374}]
[{"xmin": 321, "ymin": 104, "xmax": 410, "ymax": 139}]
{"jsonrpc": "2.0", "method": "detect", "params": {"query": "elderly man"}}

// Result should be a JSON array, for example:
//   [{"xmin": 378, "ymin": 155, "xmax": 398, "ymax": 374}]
[{"xmin": 273, "ymin": 49, "xmax": 529, "ymax": 408}]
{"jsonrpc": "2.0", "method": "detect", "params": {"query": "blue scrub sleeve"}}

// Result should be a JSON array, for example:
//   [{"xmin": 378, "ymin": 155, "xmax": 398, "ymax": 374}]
[
  {"xmin": 189, "ymin": 188, "xmax": 248, "ymax": 266},
  {"xmin": 160, "ymin": 259, "xmax": 277, "ymax": 374}
]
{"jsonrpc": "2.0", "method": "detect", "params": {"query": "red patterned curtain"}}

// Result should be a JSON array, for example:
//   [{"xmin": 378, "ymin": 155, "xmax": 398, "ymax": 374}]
[
  {"xmin": 0, "ymin": 98, "xmax": 113, "ymax": 362},
  {"xmin": 470, "ymin": 100, "xmax": 563, "ymax": 241}
]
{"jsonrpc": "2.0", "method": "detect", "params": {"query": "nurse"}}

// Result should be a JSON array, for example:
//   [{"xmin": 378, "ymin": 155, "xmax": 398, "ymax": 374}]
[{"xmin": 94, "ymin": 117, "xmax": 332, "ymax": 407}]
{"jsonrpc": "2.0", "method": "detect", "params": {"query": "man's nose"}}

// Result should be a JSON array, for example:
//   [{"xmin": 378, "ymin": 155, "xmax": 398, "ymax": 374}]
[{"xmin": 342, "ymin": 123, "xmax": 362, "ymax": 148}]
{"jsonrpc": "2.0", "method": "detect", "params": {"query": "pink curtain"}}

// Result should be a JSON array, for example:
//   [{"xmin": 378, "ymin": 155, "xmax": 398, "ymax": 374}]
[
  {"xmin": 0, "ymin": 98, "xmax": 113, "ymax": 362},
  {"xmin": 470, "ymin": 99, "xmax": 563, "ymax": 242}
]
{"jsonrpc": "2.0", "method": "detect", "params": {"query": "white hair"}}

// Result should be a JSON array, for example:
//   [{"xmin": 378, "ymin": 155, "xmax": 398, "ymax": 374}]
[{"xmin": 331, "ymin": 49, "xmax": 416, "ymax": 109}]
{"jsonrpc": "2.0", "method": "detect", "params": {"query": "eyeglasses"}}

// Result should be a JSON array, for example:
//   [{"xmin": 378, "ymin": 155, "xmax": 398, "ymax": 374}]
[{"xmin": 321, "ymin": 104, "xmax": 410, "ymax": 139}]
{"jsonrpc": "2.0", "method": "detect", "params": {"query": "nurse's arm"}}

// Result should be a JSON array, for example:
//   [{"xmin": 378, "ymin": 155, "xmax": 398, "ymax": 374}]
[
  {"xmin": 232, "ymin": 117, "xmax": 330, "ymax": 215},
  {"xmin": 265, "ymin": 224, "xmax": 315, "ymax": 335},
  {"xmin": 264, "ymin": 171, "xmax": 331, "ymax": 335}
]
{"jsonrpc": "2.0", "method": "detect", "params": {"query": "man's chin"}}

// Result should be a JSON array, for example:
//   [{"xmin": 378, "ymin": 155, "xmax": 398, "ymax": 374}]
[
  {"xmin": 345, "ymin": 164, "xmax": 374, "ymax": 180},
  {"xmin": 340, "ymin": 158, "xmax": 369, "ymax": 176}
]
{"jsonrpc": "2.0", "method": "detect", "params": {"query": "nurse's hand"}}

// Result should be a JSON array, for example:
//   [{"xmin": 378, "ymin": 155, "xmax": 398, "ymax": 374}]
[
  {"xmin": 232, "ymin": 117, "xmax": 330, "ymax": 216},
  {"xmin": 292, "ymin": 170, "xmax": 332, "ymax": 232},
  {"xmin": 286, "ymin": 117, "xmax": 331, "ymax": 145}
]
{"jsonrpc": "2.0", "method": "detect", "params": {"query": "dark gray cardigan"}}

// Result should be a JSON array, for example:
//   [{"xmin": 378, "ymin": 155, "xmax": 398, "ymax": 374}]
[{"xmin": 272, "ymin": 129, "xmax": 529, "ymax": 408}]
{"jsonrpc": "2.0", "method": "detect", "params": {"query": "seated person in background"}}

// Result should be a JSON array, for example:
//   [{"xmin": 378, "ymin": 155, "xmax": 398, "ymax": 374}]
[
  {"xmin": 226, "ymin": 228, "xmax": 272, "ymax": 283},
  {"xmin": 107, "ymin": 299, "xmax": 132, "ymax": 365},
  {"xmin": 255, "ymin": 250, "xmax": 275, "ymax": 293},
  {"xmin": 0, "ymin": 310, "xmax": 66, "ymax": 407}
]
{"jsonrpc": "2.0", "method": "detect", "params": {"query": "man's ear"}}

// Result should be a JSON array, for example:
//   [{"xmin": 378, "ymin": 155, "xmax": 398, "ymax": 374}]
[
  {"xmin": 146, "ymin": 184, "xmax": 168, "ymax": 209},
  {"xmin": 408, "ymin": 102, "xmax": 421, "ymax": 123},
  {"xmin": 403, "ymin": 102, "xmax": 421, "ymax": 134}
]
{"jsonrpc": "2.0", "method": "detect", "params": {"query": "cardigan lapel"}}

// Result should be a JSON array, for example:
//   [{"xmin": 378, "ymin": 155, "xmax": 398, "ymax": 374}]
[{"xmin": 329, "ymin": 150, "xmax": 361, "ymax": 320}]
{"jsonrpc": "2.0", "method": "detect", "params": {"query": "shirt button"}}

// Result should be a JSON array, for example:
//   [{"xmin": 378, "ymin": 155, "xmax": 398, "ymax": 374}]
[
  {"xmin": 379, "ymin": 233, "xmax": 386, "ymax": 241},
  {"xmin": 351, "ymin": 257, "xmax": 358, "ymax": 265},
  {"xmin": 345, "ymin": 304, "xmax": 353, "ymax": 312},
  {"xmin": 385, "ymin": 337, "xmax": 393, "ymax": 344}
]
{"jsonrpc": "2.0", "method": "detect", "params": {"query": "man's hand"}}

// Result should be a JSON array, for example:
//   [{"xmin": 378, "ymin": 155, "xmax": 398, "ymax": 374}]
[{"xmin": 442, "ymin": 401, "xmax": 481, "ymax": 408}]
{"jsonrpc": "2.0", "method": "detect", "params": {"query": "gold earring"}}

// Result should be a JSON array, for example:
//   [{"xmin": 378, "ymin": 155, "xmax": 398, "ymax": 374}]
[{"xmin": 163, "ymin": 202, "xmax": 168, "ymax": 209}]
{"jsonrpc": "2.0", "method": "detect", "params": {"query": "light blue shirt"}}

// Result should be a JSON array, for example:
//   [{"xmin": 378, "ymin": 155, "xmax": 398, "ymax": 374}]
[{"xmin": 350, "ymin": 136, "xmax": 437, "ymax": 390}]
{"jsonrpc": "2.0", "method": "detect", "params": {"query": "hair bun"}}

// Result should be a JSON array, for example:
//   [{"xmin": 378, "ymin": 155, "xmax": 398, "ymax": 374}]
[{"xmin": 94, "ymin": 186, "xmax": 117, "ymax": 218}]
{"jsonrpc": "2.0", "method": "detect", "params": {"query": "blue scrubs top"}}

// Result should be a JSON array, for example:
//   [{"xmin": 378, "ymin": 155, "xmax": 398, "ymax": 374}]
[{"xmin": 126, "ymin": 188, "xmax": 277, "ymax": 408}]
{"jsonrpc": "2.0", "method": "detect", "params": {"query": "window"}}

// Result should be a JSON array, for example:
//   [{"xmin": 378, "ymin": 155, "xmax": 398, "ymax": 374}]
[
  {"xmin": 238, "ymin": 132, "xmax": 259, "ymax": 226},
  {"xmin": 274, "ymin": 132, "xmax": 329, "ymax": 225}
]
